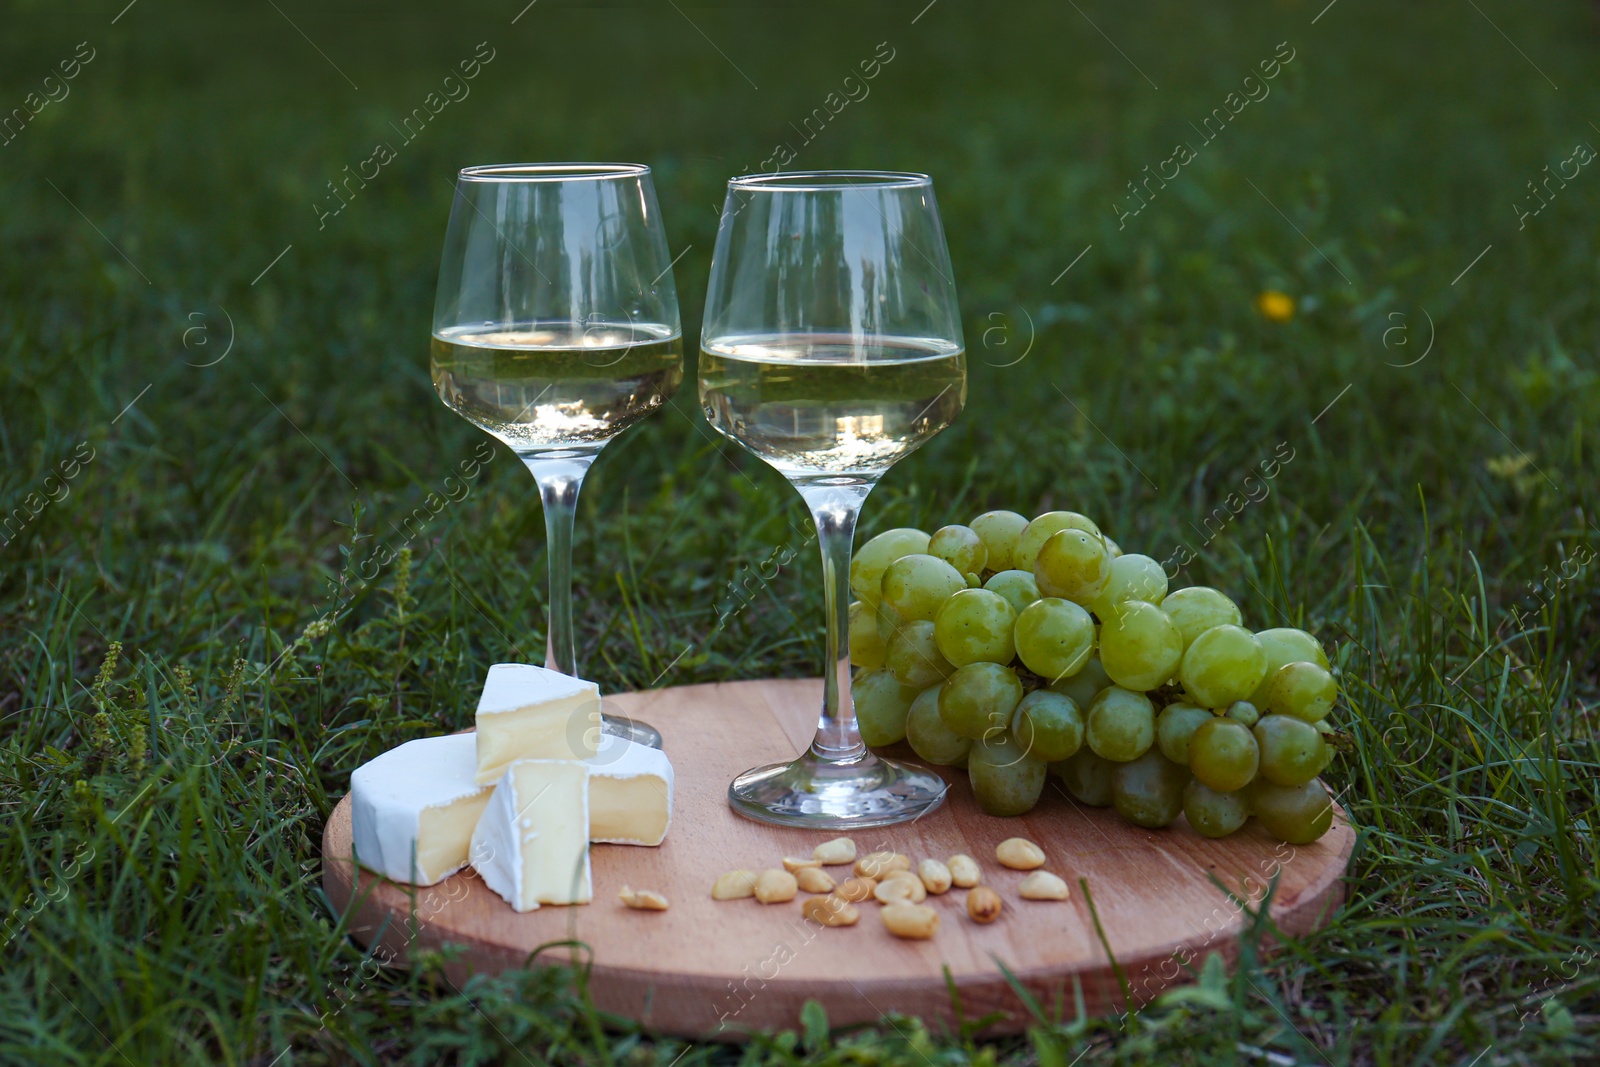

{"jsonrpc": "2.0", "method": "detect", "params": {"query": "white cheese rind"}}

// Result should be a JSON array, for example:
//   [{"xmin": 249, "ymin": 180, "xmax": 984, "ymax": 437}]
[
  {"xmin": 470, "ymin": 759, "xmax": 592, "ymax": 911},
  {"xmin": 350, "ymin": 733, "xmax": 492, "ymax": 886},
  {"xmin": 474, "ymin": 663, "xmax": 602, "ymax": 784},
  {"xmin": 586, "ymin": 733, "xmax": 674, "ymax": 846}
]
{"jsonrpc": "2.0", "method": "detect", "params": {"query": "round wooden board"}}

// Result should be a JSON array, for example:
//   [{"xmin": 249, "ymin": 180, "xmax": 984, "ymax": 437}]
[{"xmin": 322, "ymin": 678, "xmax": 1353, "ymax": 1039}]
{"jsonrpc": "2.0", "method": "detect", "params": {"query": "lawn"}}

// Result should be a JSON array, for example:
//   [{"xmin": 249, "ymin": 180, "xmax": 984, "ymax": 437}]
[{"xmin": 1, "ymin": 0, "xmax": 1597, "ymax": 1063}]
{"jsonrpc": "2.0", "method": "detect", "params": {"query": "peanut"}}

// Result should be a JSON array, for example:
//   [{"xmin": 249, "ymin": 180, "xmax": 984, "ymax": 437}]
[
  {"xmin": 795, "ymin": 867, "xmax": 836, "ymax": 894},
  {"xmin": 881, "ymin": 902, "xmax": 940, "ymax": 940},
  {"xmin": 711, "ymin": 869, "xmax": 759, "ymax": 900},
  {"xmin": 618, "ymin": 885, "xmax": 669, "ymax": 911},
  {"xmin": 801, "ymin": 894, "xmax": 861, "ymax": 927},
  {"xmin": 995, "ymin": 837, "xmax": 1046, "ymax": 870},
  {"xmin": 966, "ymin": 886, "xmax": 1003, "ymax": 924},
  {"xmin": 835, "ymin": 876, "xmax": 877, "ymax": 902},
  {"xmin": 873, "ymin": 871, "xmax": 928, "ymax": 905},
  {"xmin": 754, "ymin": 868, "xmax": 798, "ymax": 904},
  {"xmin": 917, "ymin": 858, "xmax": 953, "ymax": 895},
  {"xmin": 812, "ymin": 837, "xmax": 857, "ymax": 866},
  {"xmin": 947, "ymin": 853, "xmax": 981, "ymax": 888},
  {"xmin": 782, "ymin": 855, "xmax": 821, "ymax": 872},
  {"xmin": 1018, "ymin": 870, "xmax": 1070, "ymax": 901},
  {"xmin": 854, "ymin": 851, "xmax": 912, "ymax": 879}
]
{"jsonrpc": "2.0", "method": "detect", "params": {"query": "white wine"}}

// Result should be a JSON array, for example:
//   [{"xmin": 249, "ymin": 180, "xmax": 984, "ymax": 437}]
[
  {"xmin": 699, "ymin": 334, "xmax": 966, "ymax": 479},
  {"xmin": 432, "ymin": 323, "xmax": 683, "ymax": 454}
]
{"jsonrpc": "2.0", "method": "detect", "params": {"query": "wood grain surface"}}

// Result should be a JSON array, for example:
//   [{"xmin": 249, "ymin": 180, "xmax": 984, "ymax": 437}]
[{"xmin": 322, "ymin": 678, "xmax": 1353, "ymax": 1038}]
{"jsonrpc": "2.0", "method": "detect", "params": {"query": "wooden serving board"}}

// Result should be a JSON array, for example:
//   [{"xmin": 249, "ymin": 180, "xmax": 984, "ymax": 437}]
[{"xmin": 322, "ymin": 679, "xmax": 1353, "ymax": 1038}]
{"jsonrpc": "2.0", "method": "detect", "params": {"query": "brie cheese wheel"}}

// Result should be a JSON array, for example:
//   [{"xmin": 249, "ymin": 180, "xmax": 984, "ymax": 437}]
[
  {"xmin": 586, "ymin": 733, "xmax": 673, "ymax": 846},
  {"xmin": 470, "ymin": 758, "xmax": 592, "ymax": 911},
  {"xmin": 350, "ymin": 733, "xmax": 492, "ymax": 886},
  {"xmin": 474, "ymin": 663, "xmax": 602, "ymax": 784}
]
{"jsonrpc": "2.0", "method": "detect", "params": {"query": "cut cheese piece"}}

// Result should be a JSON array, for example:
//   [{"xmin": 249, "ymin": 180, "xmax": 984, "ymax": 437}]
[
  {"xmin": 586, "ymin": 733, "xmax": 674, "ymax": 846},
  {"xmin": 474, "ymin": 663, "xmax": 601, "ymax": 784},
  {"xmin": 470, "ymin": 759, "xmax": 592, "ymax": 911},
  {"xmin": 350, "ymin": 733, "xmax": 492, "ymax": 886}
]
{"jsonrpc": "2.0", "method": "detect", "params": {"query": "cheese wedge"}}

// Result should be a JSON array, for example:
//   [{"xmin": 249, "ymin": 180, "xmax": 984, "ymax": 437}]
[
  {"xmin": 350, "ymin": 733, "xmax": 492, "ymax": 886},
  {"xmin": 474, "ymin": 663, "xmax": 601, "ymax": 784},
  {"xmin": 470, "ymin": 759, "xmax": 592, "ymax": 911},
  {"xmin": 586, "ymin": 733, "xmax": 673, "ymax": 846}
]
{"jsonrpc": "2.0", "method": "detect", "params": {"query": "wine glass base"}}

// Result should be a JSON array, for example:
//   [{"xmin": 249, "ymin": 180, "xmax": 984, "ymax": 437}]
[
  {"xmin": 602, "ymin": 713, "xmax": 663, "ymax": 750},
  {"xmin": 728, "ymin": 751, "xmax": 947, "ymax": 829}
]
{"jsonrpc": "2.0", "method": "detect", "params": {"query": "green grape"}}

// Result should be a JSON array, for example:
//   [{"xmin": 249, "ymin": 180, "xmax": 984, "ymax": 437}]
[
  {"xmin": 849, "ymin": 528, "xmax": 930, "ymax": 603},
  {"xmin": 1224, "ymin": 700, "xmax": 1260, "ymax": 727},
  {"xmin": 1111, "ymin": 749, "xmax": 1190, "ymax": 828},
  {"xmin": 1014, "ymin": 597, "xmax": 1095, "ymax": 680},
  {"xmin": 968, "ymin": 732, "xmax": 1048, "ymax": 816},
  {"xmin": 1014, "ymin": 511, "xmax": 1102, "ymax": 573},
  {"xmin": 970, "ymin": 510, "xmax": 1029, "ymax": 571},
  {"xmin": 938, "ymin": 662, "xmax": 1024, "ymax": 740},
  {"xmin": 1249, "ymin": 627, "xmax": 1330, "ymax": 703},
  {"xmin": 1098, "ymin": 600, "xmax": 1183, "ymax": 692},
  {"xmin": 1103, "ymin": 535, "xmax": 1123, "ymax": 558},
  {"xmin": 1182, "ymin": 779, "xmax": 1250, "ymax": 838},
  {"xmin": 1010, "ymin": 689, "xmax": 1084, "ymax": 762},
  {"xmin": 1159, "ymin": 586, "xmax": 1243, "ymax": 648},
  {"xmin": 933, "ymin": 588, "xmax": 1017, "ymax": 667},
  {"xmin": 885, "ymin": 619, "xmax": 954, "ymax": 688},
  {"xmin": 879, "ymin": 553, "xmax": 968, "ymax": 622},
  {"xmin": 1155, "ymin": 701, "xmax": 1213, "ymax": 764},
  {"xmin": 1052, "ymin": 747, "xmax": 1115, "ymax": 806},
  {"xmin": 1088, "ymin": 553, "xmax": 1169, "ymax": 620},
  {"xmin": 1049, "ymin": 655, "xmax": 1113, "ymax": 709},
  {"xmin": 929, "ymin": 524, "xmax": 987, "ymax": 577},
  {"xmin": 1033, "ymin": 529, "xmax": 1112, "ymax": 605},
  {"xmin": 1262, "ymin": 661, "xmax": 1337, "ymax": 723},
  {"xmin": 1086, "ymin": 686, "xmax": 1156, "ymax": 762},
  {"xmin": 1250, "ymin": 778, "xmax": 1334, "ymax": 844},
  {"xmin": 1188, "ymin": 717, "xmax": 1260, "ymax": 793},
  {"xmin": 876, "ymin": 601, "xmax": 904, "ymax": 644},
  {"xmin": 848, "ymin": 600, "xmax": 887, "ymax": 671},
  {"xmin": 1253, "ymin": 714, "xmax": 1327, "ymax": 786},
  {"xmin": 906, "ymin": 684, "xmax": 971, "ymax": 766},
  {"xmin": 1179, "ymin": 624, "xmax": 1267, "ymax": 708},
  {"xmin": 984, "ymin": 569, "xmax": 1041, "ymax": 616},
  {"xmin": 851, "ymin": 670, "xmax": 918, "ymax": 747}
]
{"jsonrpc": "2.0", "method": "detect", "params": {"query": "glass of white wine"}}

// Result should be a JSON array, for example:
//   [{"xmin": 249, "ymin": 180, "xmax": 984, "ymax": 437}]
[
  {"xmin": 700, "ymin": 171, "xmax": 967, "ymax": 827},
  {"xmin": 432, "ymin": 163, "xmax": 683, "ymax": 749}
]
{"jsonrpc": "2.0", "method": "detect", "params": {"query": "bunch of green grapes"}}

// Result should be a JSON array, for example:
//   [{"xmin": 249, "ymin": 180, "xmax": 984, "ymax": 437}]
[{"xmin": 847, "ymin": 510, "xmax": 1340, "ymax": 845}]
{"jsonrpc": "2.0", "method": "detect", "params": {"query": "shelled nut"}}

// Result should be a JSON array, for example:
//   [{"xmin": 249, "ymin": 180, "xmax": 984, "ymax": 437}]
[
  {"xmin": 711, "ymin": 869, "xmax": 759, "ymax": 900},
  {"xmin": 782, "ymin": 856, "xmax": 822, "ymax": 872},
  {"xmin": 966, "ymin": 886, "xmax": 1003, "ymax": 924},
  {"xmin": 918, "ymin": 858, "xmax": 953, "ymax": 895},
  {"xmin": 618, "ymin": 886, "xmax": 669, "ymax": 911},
  {"xmin": 1018, "ymin": 871, "xmax": 1070, "ymax": 900},
  {"xmin": 796, "ymin": 867, "xmax": 836, "ymax": 894},
  {"xmin": 854, "ymin": 851, "xmax": 912, "ymax": 879},
  {"xmin": 881, "ymin": 902, "xmax": 940, "ymax": 940},
  {"xmin": 835, "ymin": 876, "xmax": 877, "ymax": 902},
  {"xmin": 996, "ymin": 837, "xmax": 1046, "ymax": 870},
  {"xmin": 948, "ymin": 854, "xmax": 982, "ymax": 888},
  {"xmin": 813, "ymin": 837, "xmax": 857, "ymax": 865},
  {"xmin": 873, "ymin": 872, "xmax": 928, "ymax": 905},
  {"xmin": 802, "ymin": 894, "xmax": 861, "ymax": 927},
  {"xmin": 754, "ymin": 868, "xmax": 798, "ymax": 904}
]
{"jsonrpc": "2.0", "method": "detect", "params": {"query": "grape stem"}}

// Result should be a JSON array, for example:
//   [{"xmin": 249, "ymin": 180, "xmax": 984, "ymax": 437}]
[{"xmin": 798, "ymin": 480, "xmax": 873, "ymax": 761}]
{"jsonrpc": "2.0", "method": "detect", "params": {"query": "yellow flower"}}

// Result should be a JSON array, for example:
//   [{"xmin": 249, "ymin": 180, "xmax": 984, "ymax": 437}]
[{"xmin": 1255, "ymin": 290, "xmax": 1295, "ymax": 323}]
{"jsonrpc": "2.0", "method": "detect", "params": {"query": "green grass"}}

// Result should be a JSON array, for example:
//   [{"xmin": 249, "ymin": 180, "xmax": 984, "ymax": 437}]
[{"xmin": 2, "ymin": 0, "xmax": 1598, "ymax": 1063}]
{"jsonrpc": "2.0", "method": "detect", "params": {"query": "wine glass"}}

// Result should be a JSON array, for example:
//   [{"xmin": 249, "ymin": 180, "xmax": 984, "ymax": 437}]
[
  {"xmin": 432, "ymin": 163, "xmax": 682, "ymax": 750},
  {"xmin": 699, "ymin": 171, "xmax": 967, "ymax": 827}
]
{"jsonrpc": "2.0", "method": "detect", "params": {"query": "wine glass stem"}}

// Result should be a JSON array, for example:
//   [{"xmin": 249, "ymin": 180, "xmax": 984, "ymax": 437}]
[
  {"xmin": 524, "ymin": 455, "xmax": 595, "ymax": 677},
  {"xmin": 798, "ymin": 481, "xmax": 874, "ymax": 762}
]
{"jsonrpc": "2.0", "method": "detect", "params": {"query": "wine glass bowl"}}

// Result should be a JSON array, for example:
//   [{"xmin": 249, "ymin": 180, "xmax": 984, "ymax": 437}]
[
  {"xmin": 432, "ymin": 163, "xmax": 682, "ymax": 749},
  {"xmin": 700, "ymin": 171, "xmax": 967, "ymax": 827}
]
